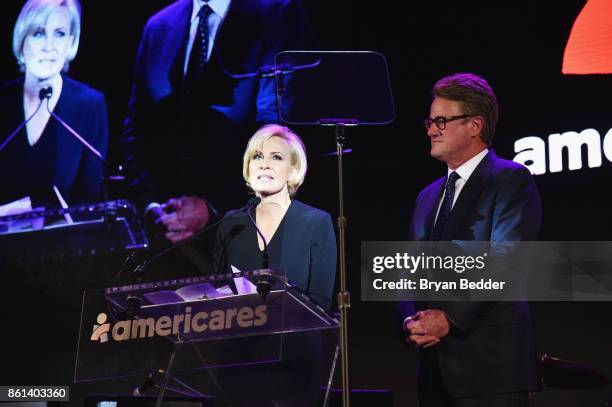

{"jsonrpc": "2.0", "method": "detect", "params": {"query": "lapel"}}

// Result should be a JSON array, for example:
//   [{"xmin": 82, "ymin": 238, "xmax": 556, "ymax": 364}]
[
  {"xmin": 439, "ymin": 149, "xmax": 496, "ymax": 241},
  {"xmin": 211, "ymin": 0, "xmax": 262, "ymax": 75},
  {"xmin": 278, "ymin": 199, "xmax": 298, "ymax": 272},
  {"xmin": 52, "ymin": 77, "xmax": 77, "ymax": 194},
  {"xmin": 211, "ymin": 0, "xmax": 238, "ymax": 60},
  {"xmin": 423, "ymin": 178, "xmax": 445, "ymax": 240},
  {"xmin": 170, "ymin": 0, "xmax": 193, "ymax": 96}
]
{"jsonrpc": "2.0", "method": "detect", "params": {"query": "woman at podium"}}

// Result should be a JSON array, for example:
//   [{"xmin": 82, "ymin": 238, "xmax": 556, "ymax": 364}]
[
  {"xmin": 0, "ymin": 0, "xmax": 108, "ymax": 208},
  {"xmin": 214, "ymin": 124, "xmax": 337, "ymax": 311}
]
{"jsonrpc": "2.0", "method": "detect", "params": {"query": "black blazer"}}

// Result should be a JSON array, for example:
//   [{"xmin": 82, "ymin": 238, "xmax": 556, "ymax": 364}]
[
  {"xmin": 398, "ymin": 150, "xmax": 542, "ymax": 397},
  {"xmin": 214, "ymin": 199, "xmax": 337, "ymax": 311},
  {"xmin": 0, "ymin": 76, "xmax": 108, "ymax": 206},
  {"xmin": 122, "ymin": 0, "xmax": 315, "ymax": 210}
]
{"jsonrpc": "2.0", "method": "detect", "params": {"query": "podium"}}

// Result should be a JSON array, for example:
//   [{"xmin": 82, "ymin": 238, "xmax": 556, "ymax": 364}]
[
  {"xmin": 0, "ymin": 199, "xmax": 148, "ymax": 263},
  {"xmin": 75, "ymin": 269, "xmax": 340, "ymax": 406}
]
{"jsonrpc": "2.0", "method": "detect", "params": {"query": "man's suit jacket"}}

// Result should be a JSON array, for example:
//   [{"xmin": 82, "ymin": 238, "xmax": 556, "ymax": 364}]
[
  {"xmin": 122, "ymin": 0, "xmax": 314, "ymax": 211},
  {"xmin": 398, "ymin": 150, "xmax": 542, "ymax": 398},
  {"xmin": 0, "ymin": 76, "xmax": 108, "ymax": 206}
]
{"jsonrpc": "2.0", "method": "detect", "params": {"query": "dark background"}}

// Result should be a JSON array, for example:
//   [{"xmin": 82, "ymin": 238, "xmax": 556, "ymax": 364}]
[{"xmin": 1, "ymin": 1, "xmax": 611, "ymax": 406}]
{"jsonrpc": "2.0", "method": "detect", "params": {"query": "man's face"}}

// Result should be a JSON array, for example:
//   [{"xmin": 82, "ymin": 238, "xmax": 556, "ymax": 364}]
[{"xmin": 427, "ymin": 97, "xmax": 481, "ymax": 169}]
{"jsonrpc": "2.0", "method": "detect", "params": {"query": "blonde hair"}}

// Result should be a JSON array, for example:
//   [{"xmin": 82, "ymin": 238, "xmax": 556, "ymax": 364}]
[
  {"xmin": 13, "ymin": 0, "xmax": 81, "ymax": 71},
  {"xmin": 243, "ymin": 124, "xmax": 308, "ymax": 196}
]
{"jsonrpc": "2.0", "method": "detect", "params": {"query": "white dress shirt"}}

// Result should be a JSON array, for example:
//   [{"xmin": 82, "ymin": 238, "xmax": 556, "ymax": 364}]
[
  {"xmin": 434, "ymin": 148, "xmax": 489, "ymax": 222},
  {"xmin": 183, "ymin": 0, "xmax": 232, "ymax": 75}
]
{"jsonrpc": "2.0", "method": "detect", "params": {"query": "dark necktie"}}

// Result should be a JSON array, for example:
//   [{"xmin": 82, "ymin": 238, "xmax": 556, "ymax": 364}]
[
  {"xmin": 186, "ymin": 3, "xmax": 213, "ymax": 83},
  {"xmin": 433, "ymin": 171, "xmax": 460, "ymax": 241}
]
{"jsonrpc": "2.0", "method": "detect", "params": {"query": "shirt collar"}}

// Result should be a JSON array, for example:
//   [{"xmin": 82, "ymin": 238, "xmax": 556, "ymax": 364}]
[
  {"xmin": 448, "ymin": 148, "xmax": 489, "ymax": 181},
  {"xmin": 191, "ymin": 0, "xmax": 231, "ymax": 22}
]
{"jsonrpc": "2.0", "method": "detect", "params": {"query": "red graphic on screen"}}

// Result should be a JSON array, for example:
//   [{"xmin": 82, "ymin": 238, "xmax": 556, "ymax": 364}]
[{"xmin": 563, "ymin": 0, "xmax": 612, "ymax": 74}]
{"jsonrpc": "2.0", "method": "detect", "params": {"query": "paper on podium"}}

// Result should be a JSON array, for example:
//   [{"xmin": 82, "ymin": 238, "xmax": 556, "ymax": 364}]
[
  {"xmin": 231, "ymin": 265, "xmax": 258, "ymax": 295},
  {"xmin": 0, "ymin": 196, "xmax": 33, "ymax": 216},
  {"xmin": 142, "ymin": 272, "xmax": 258, "ymax": 305},
  {"xmin": 143, "ymin": 282, "xmax": 226, "ymax": 305},
  {"xmin": 0, "ymin": 196, "xmax": 44, "ymax": 233}
]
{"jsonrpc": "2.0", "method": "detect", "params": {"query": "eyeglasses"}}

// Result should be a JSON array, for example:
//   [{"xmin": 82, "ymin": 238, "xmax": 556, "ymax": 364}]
[{"xmin": 424, "ymin": 115, "xmax": 472, "ymax": 130}]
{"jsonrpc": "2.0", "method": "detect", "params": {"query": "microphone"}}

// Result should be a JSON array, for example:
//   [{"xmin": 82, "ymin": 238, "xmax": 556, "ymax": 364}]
[
  {"xmin": 39, "ymin": 86, "xmax": 52, "ymax": 100},
  {"xmin": 130, "ymin": 197, "xmax": 261, "ymax": 279},
  {"xmin": 255, "ymin": 271, "xmax": 275, "ymax": 301},
  {"xmin": 133, "ymin": 368, "xmax": 164, "ymax": 396},
  {"xmin": 0, "ymin": 88, "xmax": 48, "ymax": 153},
  {"xmin": 244, "ymin": 197, "xmax": 275, "ymax": 300},
  {"xmin": 245, "ymin": 197, "xmax": 268, "ymax": 268},
  {"xmin": 1, "ymin": 84, "xmax": 118, "ymax": 207},
  {"xmin": 247, "ymin": 196, "xmax": 261, "ymax": 208},
  {"xmin": 42, "ymin": 86, "xmax": 124, "ymax": 203},
  {"xmin": 112, "ymin": 295, "xmax": 142, "ymax": 321},
  {"xmin": 41, "ymin": 86, "xmax": 105, "ymax": 161}
]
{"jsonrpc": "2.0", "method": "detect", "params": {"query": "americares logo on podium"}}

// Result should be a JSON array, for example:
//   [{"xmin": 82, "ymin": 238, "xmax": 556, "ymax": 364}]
[{"xmin": 90, "ymin": 305, "xmax": 268, "ymax": 344}]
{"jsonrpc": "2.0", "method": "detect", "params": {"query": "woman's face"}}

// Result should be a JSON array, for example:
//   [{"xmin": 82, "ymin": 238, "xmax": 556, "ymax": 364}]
[
  {"xmin": 22, "ymin": 7, "xmax": 73, "ymax": 81},
  {"xmin": 248, "ymin": 136, "xmax": 297, "ymax": 198}
]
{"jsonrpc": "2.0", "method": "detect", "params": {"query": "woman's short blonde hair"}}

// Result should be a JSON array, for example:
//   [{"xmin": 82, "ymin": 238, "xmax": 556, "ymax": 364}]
[
  {"xmin": 243, "ymin": 124, "xmax": 308, "ymax": 196},
  {"xmin": 12, "ymin": 0, "xmax": 81, "ymax": 71}
]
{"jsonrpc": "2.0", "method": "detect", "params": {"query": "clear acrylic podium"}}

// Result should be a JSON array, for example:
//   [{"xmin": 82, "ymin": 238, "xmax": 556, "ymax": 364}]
[{"xmin": 75, "ymin": 269, "xmax": 340, "ymax": 406}]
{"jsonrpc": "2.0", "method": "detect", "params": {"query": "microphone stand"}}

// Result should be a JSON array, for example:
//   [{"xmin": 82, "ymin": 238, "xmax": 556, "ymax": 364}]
[
  {"xmin": 0, "ymin": 95, "xmax": 44, "ymax": 153},
  {"xmin": 245, "ymin": 202, "xmax": 269, "ymax": 269},
  {"xmin": 37, "ymin": 88, "xmax": 128, "ymax": 232},
  {"xmin": 320, "ymin": 119, "xmax": 357, "ymax": 407},
  {"xmin": 40, "ymin": 87, "xmax": 124, "ymax": 205},
  {"xmin": 245, "ymin": 200, "xmax": 277, "ymax": 300},
  {"xmin": 0, "ymin": 87, "xmax": 115, "ymax": 224},
  {"xmin": 43, "ymin": 93, "xmax": 104, "ymax": 161},
  {"xmin": 128, "ymin": 198, "xmax": 261, "ymax": 281},
  {"xmin": 1, "ymin": 87, "xmax": 106, "ymax": 165}
]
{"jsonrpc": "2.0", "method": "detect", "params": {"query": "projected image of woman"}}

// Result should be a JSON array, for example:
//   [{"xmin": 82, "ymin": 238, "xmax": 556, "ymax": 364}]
[{"xmin": 0, "ymin": 0, "xmax": 108, "ymax": 207}]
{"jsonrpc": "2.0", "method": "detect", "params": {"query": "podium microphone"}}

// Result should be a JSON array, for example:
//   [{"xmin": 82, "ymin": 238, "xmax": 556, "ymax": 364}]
[
  {"xmin": 244, "ymin": 197, "xmax": 275, "ymax": 300},
  {"xmin": 255, "ymin": 272, "xmax": 275, "ymax": 301},
  {"xmin": 246, "ymin": 196, "xmax": 261, "ymax": 208},
  {"xmin": 130, "ymin": 196, "xmax": 262, "ymax": 279},
  {"xmin": 245, "ymin": 196, "xmax": 267, "ymax": 268}
]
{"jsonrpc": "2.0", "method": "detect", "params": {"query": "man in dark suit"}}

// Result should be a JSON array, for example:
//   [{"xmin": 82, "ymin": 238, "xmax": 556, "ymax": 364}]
[
  {"xmin": 398, "ymin": 73, "xmax": 542, "ymax": 406},
  {"xmin": 122, "ymin": 0, "xmax": 314, "ymax": 244}
]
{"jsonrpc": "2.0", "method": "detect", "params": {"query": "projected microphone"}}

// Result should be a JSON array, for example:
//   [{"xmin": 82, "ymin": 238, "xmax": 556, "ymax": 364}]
[
  {"xmin": 0, "ymin": 88, "xmax": 48, "ymax": 153},
  {"xmin": 41, "ymin": 87, "xmax": 105, "ymax": 161},
  {"xmin": 39, "ymin": 86, "xmax": 52, "ymax": 100}
]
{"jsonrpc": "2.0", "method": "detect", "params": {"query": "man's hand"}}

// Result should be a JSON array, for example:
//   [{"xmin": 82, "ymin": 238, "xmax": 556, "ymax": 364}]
[
  {"xmin": 158, "ymin": 196, "xmax": 210, "ymax": 244},
  {"xmin": 405, "ymin": 309, "xmax": 451, "ymax": 348}
]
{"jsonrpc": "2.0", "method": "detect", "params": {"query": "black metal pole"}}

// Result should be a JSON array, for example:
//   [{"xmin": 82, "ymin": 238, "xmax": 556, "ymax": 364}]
[{"xmin": 334, "ymin": 124, "xmax": 351, "ymax": 407}]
